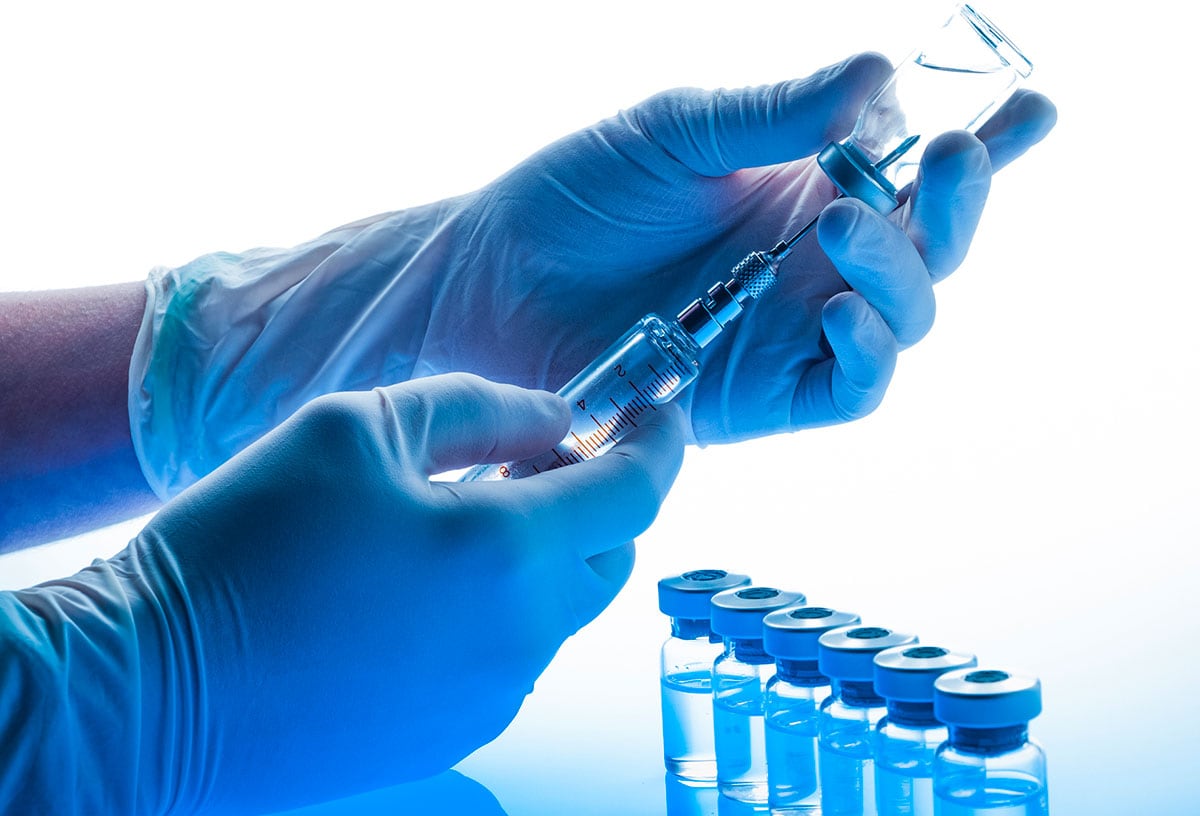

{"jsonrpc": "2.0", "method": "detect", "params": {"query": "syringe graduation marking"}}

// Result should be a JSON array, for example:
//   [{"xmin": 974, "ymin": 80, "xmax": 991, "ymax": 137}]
[
  {"xmin": 609, "ymin": 397, "xmax": 637, "ymax": 427},
  {"xmin": 474, "ymin": 341, "xmax": 693, "ymax": 479},
  {"xmin": 552, "ymin": 360, "xmax": 688, "ymax": 468}
]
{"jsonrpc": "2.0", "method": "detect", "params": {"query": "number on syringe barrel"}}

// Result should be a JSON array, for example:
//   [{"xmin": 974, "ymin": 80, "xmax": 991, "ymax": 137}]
[
  {"xmin": 494, "ymin": 360, "xmax": 686, "ymax": 479},
  {"xmin": 563, "ymin": 359, "xmax": 688, "ymax": 460},
  {"xmin": 466, "ymin": 313, "xmax": 701, "ymax": 482}
]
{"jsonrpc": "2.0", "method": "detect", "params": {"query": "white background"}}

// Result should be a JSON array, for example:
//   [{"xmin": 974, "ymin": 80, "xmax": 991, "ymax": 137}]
[{"xmin": 1, "ymin": 2, "xmax": 1196, "ymax": 813}]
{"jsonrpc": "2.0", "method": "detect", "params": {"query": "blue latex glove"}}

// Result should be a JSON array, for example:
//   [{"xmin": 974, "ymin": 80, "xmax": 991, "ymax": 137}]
[
  {"xmin": 130, "ymin": 53, "xmax": 1056, "ymax": 496},
  {"xmin": 1, "ymin": 373, "xmax": 686, "ymax": 814}
]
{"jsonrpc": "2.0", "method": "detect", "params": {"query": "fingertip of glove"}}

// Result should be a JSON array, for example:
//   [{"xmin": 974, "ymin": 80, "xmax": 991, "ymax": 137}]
[
  {"xmin": 821, "ymin": 290, "xmax": 867, "ymax": 331},
  {"xmin": 802, "ymin": 51, "xmax": 891, "ymax": 96},
  {"xmin": 918, "ymin": 132, "xmax": 992, "ymax": 201},
  {"xmin": 828, "ymin": 290, "xmax": 899, "ymax": 346},
  {"xmin": 793, "ymin": 52, "xmax": 893, "ymax": 145},
  {"xmin": 486, "ymin": 379, "xmax": 572, "ymax": 438},
  {"xmin": 529, "ymin": 390, "xmax": 572, "ymax": 433},
  {"xmin": 976, "ymin": 89, "xmax": 1058, "ymax": 171},
  {"xmin": 1016, "ymin": 90, "xmax": 1058, "ymax": 139},
  {"xmin": 839, "ymin": 51, "xmax": 893, "ymax": 87},
  {"xmin": 925, "ymin": 131, "xmax": 991, "ymax": 173},
  {"xmin": 817, "ymin": 198, "xmax": 866, "ymax": 250}
]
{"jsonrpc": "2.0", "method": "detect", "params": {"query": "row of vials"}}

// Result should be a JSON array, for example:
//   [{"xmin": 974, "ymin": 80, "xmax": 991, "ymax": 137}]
[{"xmin": 658, "ymin": 570, "xmax": 1048, "ymax": 815}]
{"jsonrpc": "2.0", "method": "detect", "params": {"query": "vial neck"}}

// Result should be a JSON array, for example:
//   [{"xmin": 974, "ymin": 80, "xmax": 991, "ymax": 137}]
[
  {"xmin": 670, "ymin": 617, "xmax": 717, "ymax": 641},
  {"xmin": 949, "ymin": 725, "xmax": 1030, "ymax": 755},
  {"xmin": 885, "ymin": 700, "xmax": 939, "ymax": 728},
  {"xmin": 775, "ymin": 659, "xmax": 828, "ymax": 686},
  {"xmin": 834, "ymin": 679, "xmax": 885, "ymax": 708},
  {"xmin": 728, "ymin": 638, "xmax": 773, "ymax": 665}
]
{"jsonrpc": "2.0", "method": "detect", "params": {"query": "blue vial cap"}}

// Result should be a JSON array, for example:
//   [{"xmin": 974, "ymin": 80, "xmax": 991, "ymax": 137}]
[
  {"xmin": 934, "ymin": 668, "xmax": 1042, "ymax": 728},
  {"xmin": 816, "ymin": 141, "xmax": 899, "ymax": 215},
  {"xmin": 657, "ymin": 570, "xmax": 752, "ymax": 619},
  {"xmin": 817, "ymin": 625, "xmax": 918, "ymax": 682},
  {"xmin": 710, "ymin": 586, "xmax": 806, "ymax": 640},
  {"xmin": 873, "ymin": 645, "xmax": 978, "ymax": 704},
  {"xmin": 762, "ymin": 606, "xmax": 861, "ymax": 660}
]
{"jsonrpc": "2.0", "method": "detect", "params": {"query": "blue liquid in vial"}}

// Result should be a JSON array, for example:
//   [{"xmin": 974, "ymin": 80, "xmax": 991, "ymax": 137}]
[
  {"xmin": 714, "ymin": 690, "xmax": 767, "ymax": 801},
  {"xmin": 662, "ymin": 670, "xmax": 718, "ymax": 780},
  {"xmin": 876, "ymin": 763, "xmax": 933, "ymax": 815},
  {"xmin": 764, "ymin": 706, "xmax": 821, "ymax": 809},
  {"xmin": 819, "ymin": 743, "xmax": 877, "ymax": 816}
]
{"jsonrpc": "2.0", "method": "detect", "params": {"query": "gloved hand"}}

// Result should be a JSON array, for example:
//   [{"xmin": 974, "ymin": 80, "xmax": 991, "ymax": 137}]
[
  {"xmin": 1, "ymin": 373, "xmax": 686, "ymax": 815},
  {"xmin": 130, "ymin": 52, "xmax": 1056, "ymax": 497}
]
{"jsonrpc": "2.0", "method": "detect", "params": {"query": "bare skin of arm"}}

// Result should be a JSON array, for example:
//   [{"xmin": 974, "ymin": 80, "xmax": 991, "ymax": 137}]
[{"xmin": 0, "ymin": 282, "xmax": 159, "ymax": 553}]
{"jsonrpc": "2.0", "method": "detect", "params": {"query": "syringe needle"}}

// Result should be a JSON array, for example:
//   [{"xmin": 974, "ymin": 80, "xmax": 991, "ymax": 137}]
[
  {"xmin": 763, "ymin": 208, "xmax": 825, "ymax": 267},
  {"xmin": 764, "ymin": 136, "xmax": 919, "ymax": 268}
]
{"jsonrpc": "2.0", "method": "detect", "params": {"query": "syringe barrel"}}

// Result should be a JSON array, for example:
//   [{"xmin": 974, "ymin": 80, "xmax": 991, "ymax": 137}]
[{"xmin": 460, "ymin": 314, "xmax": 700, "ymax": 482}]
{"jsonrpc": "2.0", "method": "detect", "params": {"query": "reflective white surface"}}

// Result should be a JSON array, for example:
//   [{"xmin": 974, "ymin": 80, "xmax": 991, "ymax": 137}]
[{"xmin": 2, "ymin": 2, "xmax": 1196, "ymax": 813}]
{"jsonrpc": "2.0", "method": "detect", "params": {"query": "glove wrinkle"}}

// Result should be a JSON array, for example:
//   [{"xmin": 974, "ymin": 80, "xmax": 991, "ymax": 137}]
[
  {"xmin": 1, "ymin": 546, "xmax": 213, "ymax": 816},
  {"xmin": 132, "ymin": 203, "xmax": 456, "ymax": 499}
]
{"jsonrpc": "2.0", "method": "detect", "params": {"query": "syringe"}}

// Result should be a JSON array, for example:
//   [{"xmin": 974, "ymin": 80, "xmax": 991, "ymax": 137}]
[
  {"xmin": 460, "ymin": 238, "xmax": 790, "ymax": 481},
  {"xmin": 457, "ymin": 153, "xmax": 894, "ymax": 484},
  {"xmin": 461, "ymin": 3, "xmax": 1032, "ymax": 483}
]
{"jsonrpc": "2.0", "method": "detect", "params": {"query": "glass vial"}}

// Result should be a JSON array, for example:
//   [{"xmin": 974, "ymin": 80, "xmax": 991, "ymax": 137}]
[
  {"xmin": 762, "ymin": 606, "xmax": 862, "ymax": 813},
  {"xmin": 817, "ymin": 625, "xmax": 919, "ymax": 816},
  {"xmin": 871, "ymin": 646, "xmax": 978, "ymax": 816},
  {"xmin": 710, "ymin": 586, "xmax": 806, "ymax": 804},
  {"xmin": 932, "ymin": 669, "xmax": 1048, "ymax": 816},
  {"xmin": 817, "ymin": 4, "xmax": 1035, "ymax": 213},
  {"xmin": 659, "ymin": 569, "xmax": 753, "ymax": 784}
]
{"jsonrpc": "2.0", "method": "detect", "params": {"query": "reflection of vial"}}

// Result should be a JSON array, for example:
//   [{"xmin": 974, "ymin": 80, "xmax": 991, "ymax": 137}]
[
  {"xmin": 710, "ymin": 586, "xmax": 806, "ymax": 804},
  {"xmin": 664, "ymin": 771, "xmax": 721, "ymax": 816},
  {"xmin": 932, "ymin": 669, "xmax": 1048, "ymax": 816},
  {"xmin": 762, "ymin": 606, "xmax": 862, "ymax": 812},
  {"xmin": 871, "ymin": 646, "xmax": 978, "ymax": 816},
  {"xmin": 659, "ymin": 569, "xmax": 753, "ymax": 784},
  {"xmin": 817, "ymin": 626, "xmax": 919, "ymax": 816}
]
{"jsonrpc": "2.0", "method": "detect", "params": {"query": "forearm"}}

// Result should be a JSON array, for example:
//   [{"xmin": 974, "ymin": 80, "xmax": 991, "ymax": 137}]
[
  {"xmin": 0, "ymin": 200, "xmax": 455, "ymax": 543},
  {"xmin": 0, "ymin": 282, "xmax": 158, "ymax": 552}
]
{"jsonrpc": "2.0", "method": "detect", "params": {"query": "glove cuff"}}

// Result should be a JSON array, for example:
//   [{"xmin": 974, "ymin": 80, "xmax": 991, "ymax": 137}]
[{"xmin": 128, "ymin": 201, "xmax": 462, "ymax": 499}]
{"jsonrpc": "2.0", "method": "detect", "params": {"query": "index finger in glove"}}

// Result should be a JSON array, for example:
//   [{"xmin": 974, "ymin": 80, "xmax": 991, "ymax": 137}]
[
  {"xmin": 501, "ymin": 403, "xmax": 687, "ymax": 561},
  {"xmin": 373, "ymin": 373, "xmax": 571, "ymax": 476},
  {"xmin": 629, "ymin": 52, "xmax": 892, "ymax": 177}
]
